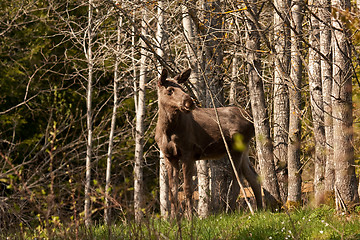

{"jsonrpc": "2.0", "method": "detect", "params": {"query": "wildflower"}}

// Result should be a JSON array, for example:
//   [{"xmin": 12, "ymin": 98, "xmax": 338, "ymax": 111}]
[
  {"xmin": 320, "ymin": 230, "xmax": 324, "ymax": 234},
  {"xmin": 269, "ymin": 237, "xmax": 272, "ymax": 239}
]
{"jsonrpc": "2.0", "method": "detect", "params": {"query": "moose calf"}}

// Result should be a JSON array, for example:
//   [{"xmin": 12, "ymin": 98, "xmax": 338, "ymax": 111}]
[{"xmin": 155, "ymin": 68, "xmax": 262, "ymax": 219}]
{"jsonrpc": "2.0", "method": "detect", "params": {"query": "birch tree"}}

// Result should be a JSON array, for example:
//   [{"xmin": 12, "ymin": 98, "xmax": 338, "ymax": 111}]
[
  {"xmin": 134, "ymin": 3, "xmax": 148, "ymax": 222},
  {"xmin": 319, "ymin": 0, "xmax": 334, "ymax": 200},
  {"xmin": 331, "ymin": 0, "xmax": 359, "ymax": 210},
  {"xmin": 202, "ymin": 0, "xmax": 230, "ymax": 212},
  {"xmin": 287, "ymin": 0, "xmax": 303, "ymax": 207},
  {"xmin": 84, "ymin": 0, "xmax": 94, "ymax": 227},
  {"xmin": 244, "ymin": 0, "xmax": 281, "ymax": 208},
  {"xmin": 273, "ymin": 0, "xmax": 291, "ymax": 203},
  {"xmin": 309, "ymin": 1, "xmax": 326, "ymax": 206},
  {"xmin": 104, "ymin": 10, "xmax": 122, "ymax": 225},
  {"xmin": 182, "ymin": 2, "xmax": 210, "ymax": 218},
  {"xmin": 156, "ymin": 0, "xmax": 170, "ymax": 218}
]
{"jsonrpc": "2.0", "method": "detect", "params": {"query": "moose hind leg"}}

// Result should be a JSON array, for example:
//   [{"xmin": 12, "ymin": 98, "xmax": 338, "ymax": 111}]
[
  {"xmin": 229, "ymin": 152, "xmax": 242, "ymax": 211},
  {"xmin": 241, "ymin": 151, "xmax": 263, "ymax": 209}
]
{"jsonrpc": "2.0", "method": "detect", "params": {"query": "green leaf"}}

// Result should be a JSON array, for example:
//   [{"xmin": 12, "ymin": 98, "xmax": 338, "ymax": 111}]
[{"xmin": 233, "ymin": 133, "xmax": 246, "ymax": 152}]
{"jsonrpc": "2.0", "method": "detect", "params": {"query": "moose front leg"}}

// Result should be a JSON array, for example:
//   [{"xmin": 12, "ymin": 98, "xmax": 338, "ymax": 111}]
[
  {"xmin": 182, "ymin": 161, "xmax": 194, "ymax": 220},
  {"xmin": 165, "ymin": 158, "xmax": 180, "ymax": 219}
]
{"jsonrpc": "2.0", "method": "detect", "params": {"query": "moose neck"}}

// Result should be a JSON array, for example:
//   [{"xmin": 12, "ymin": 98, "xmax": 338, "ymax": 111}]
[{"xmin": 157, "ymin": 103, "xmax": 190, "ymax": 132}]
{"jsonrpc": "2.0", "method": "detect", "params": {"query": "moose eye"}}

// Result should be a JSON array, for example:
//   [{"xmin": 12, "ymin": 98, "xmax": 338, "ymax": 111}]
[{"xmin": 167, "ymin": 88, "xmax": 174, "ymax": 95}]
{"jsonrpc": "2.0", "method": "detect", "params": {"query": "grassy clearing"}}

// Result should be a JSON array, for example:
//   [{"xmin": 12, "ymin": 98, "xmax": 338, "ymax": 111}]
[{"xmin": 4, "ymin": 207, "xmax": 360, "ymax": 239}]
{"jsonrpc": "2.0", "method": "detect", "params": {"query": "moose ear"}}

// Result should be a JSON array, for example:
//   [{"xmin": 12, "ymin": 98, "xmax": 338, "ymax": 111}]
[
  {"xmin": 158, "ymin": 68, "xmax": 168, "ymax": 86},
  {"xmin": 174, "ymin": 68, "xmax": 191, "ymax": 84}
]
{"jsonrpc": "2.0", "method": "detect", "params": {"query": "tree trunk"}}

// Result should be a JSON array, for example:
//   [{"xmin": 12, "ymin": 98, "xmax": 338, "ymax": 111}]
[
  {"xmin": 204, "ymin": 0, "xmax": 224, "ymax": 107},
  {"xmin": 159, "ymin": 152, "xmax": 169, "ymax": 217},
  {"xmin": 156, "ymin": 0, "xmax": 170, "ymax": 218},
  {"xmin": 229, "ymin": 52, "xmax": 239, "ymax": 105},
  {"xmin": 104, "ymin": 14, "xmax": 122, "ymax": 225},
  {"xmin": 245, "ymin": 0, "xmax": 281, "ymax": 208},
  {"xmin": 134, "ymin": 7, "xmax": 147, "ymax": 222},
  {"xmin": 84, "ymin": 0, "xmax": 93, "ymax": 227},
  {"xmin": 319, "ymin": 0, "xmax": 334, "ymax": 202},
  {"xmin": 201, "ymin": 0, "xmax": 229, "ymax": 213},
  {"xmin": 287, "ymin": 0, "xmax": 303, "ymax": 207},
  {"xmin": 132, "ymin": 11, "xmax": 138, "ymax": 114},
  {"xmin": 332, "ymin": 0, "xmax": 359, "ymax": 210},
  {"xmin": 182, "ymin": 3, "xmax": 205, "ymax": 102},
  {"xmin": 309, "ymin": 1, "xmax": 326, "ymax": 206},
  {"xmin": 273, "ymin": 0, "xmax": 291, "ymax": 203},
  {"xmin": 229, "ymin": 14, "xmax": 245, "ymax": 107},
  {"xmin": 182, "ymin": 3, "xmax": 210, "ymax": 218},
  {"xmin": 196, "ymin": 160, "xmax": 210, "ymax": 217}
]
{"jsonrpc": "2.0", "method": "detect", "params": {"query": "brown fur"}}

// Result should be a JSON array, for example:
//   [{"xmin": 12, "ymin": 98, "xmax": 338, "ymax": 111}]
[{"xmin": 155, "ymin": 68, "xmax": 263, "ymax": 218}]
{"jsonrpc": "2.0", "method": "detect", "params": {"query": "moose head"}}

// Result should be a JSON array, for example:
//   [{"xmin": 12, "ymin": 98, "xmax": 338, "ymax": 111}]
[{"xmin": 157, "ymin": 68, "xmax": 195, "ymax": 113}]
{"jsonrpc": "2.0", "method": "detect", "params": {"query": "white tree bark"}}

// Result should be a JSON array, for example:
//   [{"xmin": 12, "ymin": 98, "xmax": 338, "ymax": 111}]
[
  {"xmin": 182, "ymin": 3, "xmax": 210, "ymax": 218},
  {"xmin": 104, "ymin": 14, "xmax": 122, "ymax": 225},
  {"xmin": 159, "ymin": 152, "xmax": 169, "ymax": 217},
  {"xmin": 202, "ymin": 0, "xmax": 229, "ymax": 213},
  {"xmin": 156, "ymin": 0, "xmax": 170, "ymax": 218},
  {"xmin": 244, "ymin": 0, "xmax": 281, "ymax": 208},
  {"xmin": 196, "ymin": 160, "xmax": 210, "ymax": 217},
  {"xmin": 287, "ymin": 0, "xmax": 303, "ymax": 205},
  {"xmin": 229, "ymin": 52, "xmax": 239, "ymax": 105},
  {"xmin": 273, "ymin": 0, "xmax": 291, "ymax": 203},
  {"xmin": 84, "ymin": 0, "xmax": 93, "ymax": 227},
  {"xmin": 134, "ymin": 5, "xmax": 147, "ymax": 222},
  {"xmin": 319, "ymin": 0, "xmax": 334, "ymax": 198},
  {"xmin": 332, "ymin": 0, "xmax": 359, "ymax": 209},
  {"xmin": 132, "ymin": 11, "xmax": 138, "ymax": 114},
  {"xmin": 309, "ymin": 1, "xmax": 326, "ymax": 205}
]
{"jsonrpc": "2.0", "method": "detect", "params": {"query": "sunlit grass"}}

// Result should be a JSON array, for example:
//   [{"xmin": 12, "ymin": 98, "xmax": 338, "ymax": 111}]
[
  {"xmin": 4, "ymin": 206, "xmax": 360, "ymax": 239},
  {"xmin": 91, "ymin": 207, "xmax": 360, "ymax": 240}
]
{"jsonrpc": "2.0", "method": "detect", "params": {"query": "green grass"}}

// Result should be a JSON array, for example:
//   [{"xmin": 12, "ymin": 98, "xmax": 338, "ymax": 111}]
[
  {"xmin": 4, "ymin": 207, "xmax": 360, "ymax": 239},
  {"xmin": 96, "ymin": 208, "xmax": 360, "ymax": 240}
]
